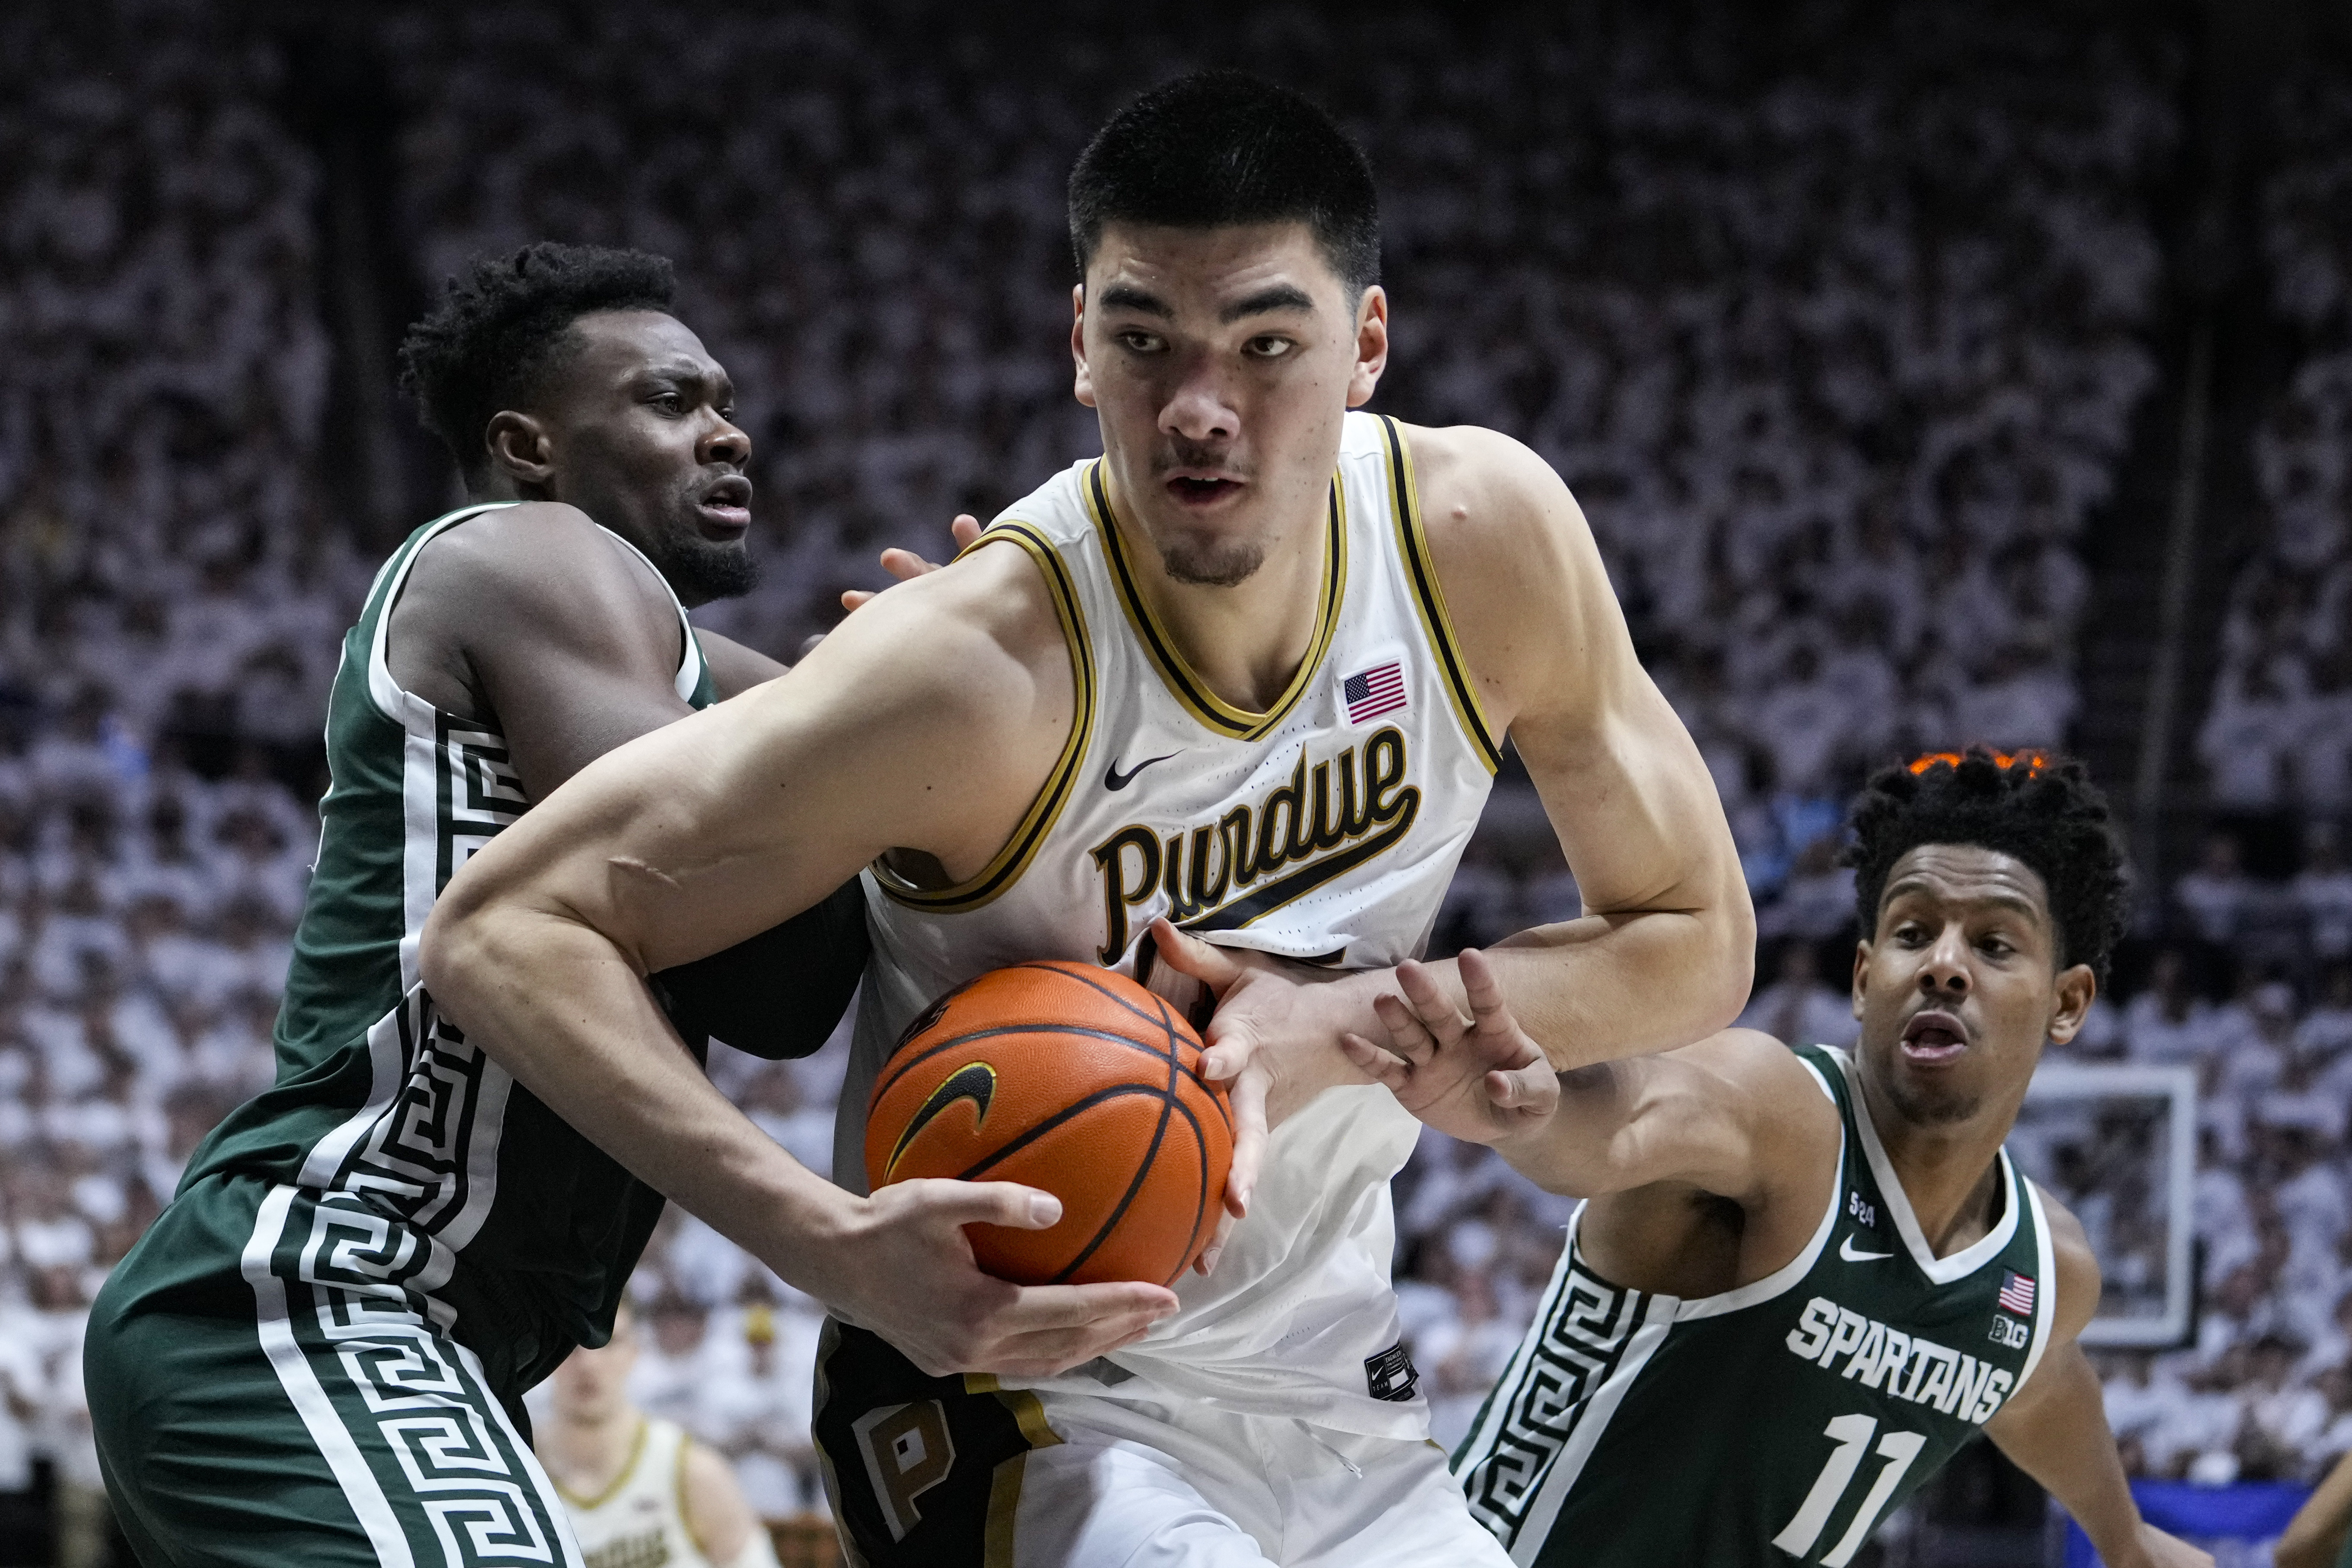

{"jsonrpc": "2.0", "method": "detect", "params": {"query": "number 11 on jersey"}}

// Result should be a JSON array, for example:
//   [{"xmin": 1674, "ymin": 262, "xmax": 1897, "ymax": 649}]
[{"xmin": 1770, "ymin": 1412, "xmax": 1927, "ymax": 1566}]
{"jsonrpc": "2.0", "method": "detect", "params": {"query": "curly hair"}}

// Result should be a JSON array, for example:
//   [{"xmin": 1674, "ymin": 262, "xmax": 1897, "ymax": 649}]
[
  {"xmin": 395, "ymin": 242, "xmax": 676, "ymax": 485},
  {"xmin": 1842, "ymin": 748, "xmax": 2130, "ymax": 983}
]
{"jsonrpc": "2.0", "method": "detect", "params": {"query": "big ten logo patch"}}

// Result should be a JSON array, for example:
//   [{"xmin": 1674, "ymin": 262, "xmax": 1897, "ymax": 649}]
[
  {"xmin": 853, "ymin": 1400, "xmax": 957, "ymax": 1543},
  {"xmin": 1988, "ymin": 1314, "xmax": 2030, "ymax": 1350}
]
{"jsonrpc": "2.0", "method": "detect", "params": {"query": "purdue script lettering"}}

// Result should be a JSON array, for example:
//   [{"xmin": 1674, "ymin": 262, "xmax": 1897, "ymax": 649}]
[
  {"xmin": 1785, "ymin": 1297, "xmax": 2016, "ymax": 1425},
  {"xmin": 1090, "ymin": 726, "xmax": 1419, "ymax": 962}
]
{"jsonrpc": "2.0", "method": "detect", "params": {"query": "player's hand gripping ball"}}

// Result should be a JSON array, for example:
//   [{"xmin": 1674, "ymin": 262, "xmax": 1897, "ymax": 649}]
[{"xmin": 865, "ymin": 962, "xmax": 1233, "ymax": 1287}]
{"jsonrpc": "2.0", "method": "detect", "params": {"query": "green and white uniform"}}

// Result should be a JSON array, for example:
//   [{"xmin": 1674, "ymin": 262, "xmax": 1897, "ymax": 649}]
[
  {"xmin": 1453, "ymin": 1044, "xmax": 2060, "ymax": 1567},
  {"xmin": 87, "ymin": 505, "xmax": 715, "ymax": 1568}
]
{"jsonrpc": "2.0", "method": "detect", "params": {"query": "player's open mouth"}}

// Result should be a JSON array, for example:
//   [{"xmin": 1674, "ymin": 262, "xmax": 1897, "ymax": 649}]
[
  {"xmin": 1166, "ymin": 475, "xmax": 1243, "ymax": 507},
  {"xmin": 1899, "ymin": 1010, "xmax": 1968, "ymax": 1065},
  {"xmin": 696, "ymin": 475, "xmax": 753, "ymax": 531}
]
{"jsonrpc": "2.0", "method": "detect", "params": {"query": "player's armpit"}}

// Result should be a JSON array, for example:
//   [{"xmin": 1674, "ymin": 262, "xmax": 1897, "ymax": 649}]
[{"xmin": 1402, "ymin": 424, "xmax": 1754, "ymax": 1070}]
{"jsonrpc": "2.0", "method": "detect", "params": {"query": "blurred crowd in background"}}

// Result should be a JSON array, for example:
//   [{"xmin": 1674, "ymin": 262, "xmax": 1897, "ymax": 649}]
[{"xmin": 2, "ymin": 0, "xmax": 2352, "ymax": 1554}]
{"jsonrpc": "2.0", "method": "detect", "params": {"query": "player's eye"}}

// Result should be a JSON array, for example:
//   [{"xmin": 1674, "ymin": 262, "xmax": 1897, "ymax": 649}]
[
  {"xmin": 650, "ymin": 390, "xmax": 684, "ymax": 412},
  {"xmin": 1116, "ymin": 330, "xmax": 1163, "ymax": 354},
  {"xmin": 1245, "ymin": 336, "xmax": 1294, "ymax": 359}
]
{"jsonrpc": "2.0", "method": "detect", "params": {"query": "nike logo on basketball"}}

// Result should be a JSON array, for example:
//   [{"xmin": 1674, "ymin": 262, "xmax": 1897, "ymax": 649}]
[
  {"xmin": 1840, "ymin": 1235, "xmax": 1894, "ymax": 1262},
  {"xmin": 1104, "ymin": 751, "xmax": 1181, "ymax": 790},
  {"xmin": 884, "ymin": 1063, "xmax": 996, "ymax": 1181}
]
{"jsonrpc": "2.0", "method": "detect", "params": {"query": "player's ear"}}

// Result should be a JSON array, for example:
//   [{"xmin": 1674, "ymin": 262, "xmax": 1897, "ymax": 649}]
[
  {"xmin": 2044, "ymin": 962, "xmax": 2096, "ymax": 1046},
  {"xmin": 1347, "ymin": 286, "xmax": 1389, "ymax": 409},
  {"xmin": 1071, "ymin": 284, "xmax": 1097, "ymax": 409},
  {"xmin": 485, "ymin": 410, "xmax": 556, "ymax": 491},
  {"xmin": 1850, "ymin": 939, "xmax": 1870, "ymax": 1020}
]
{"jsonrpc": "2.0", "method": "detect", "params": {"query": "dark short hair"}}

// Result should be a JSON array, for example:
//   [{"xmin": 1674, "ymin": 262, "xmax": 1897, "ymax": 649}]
[
  {"xmin": 1843, "ymin": 749, "xmax": 2130, "ymax": 984},
  {"xmin": 1068, "ymin": 70, "xmax": 1380, "ymax": 298},
  {"xmin": 396, "ymin": 242, "xmax": 676, "ymax": 486}
]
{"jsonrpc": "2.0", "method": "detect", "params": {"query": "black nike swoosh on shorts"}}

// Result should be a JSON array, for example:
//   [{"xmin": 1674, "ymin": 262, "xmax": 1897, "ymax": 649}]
[{"xmin": 1103, "ymin": 750, "xmax": 1182, "ymax": 790}]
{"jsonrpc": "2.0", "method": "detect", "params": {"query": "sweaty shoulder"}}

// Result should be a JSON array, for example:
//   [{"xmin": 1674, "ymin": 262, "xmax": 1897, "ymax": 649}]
[
  {"xmin": 1392, "ymin": 421, "xmax": 1629, "ymax": 733},
  {"xmin": 388, "ymin": 502, "xmax": 682, "ymax": 717}
]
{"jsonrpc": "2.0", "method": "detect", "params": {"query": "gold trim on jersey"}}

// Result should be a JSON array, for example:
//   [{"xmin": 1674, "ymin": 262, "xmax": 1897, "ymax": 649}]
[
  {"xmin": 1081, "ymin": 460, "xmax": 1347, "ymax": 740},
  {"xmin": 958, "ymin": 1377, "xmax": 1060, "ymax": 1568},
  {"xmin": 550, "ymin": 1414, "xmax": 649, "ymax": 1510},
  {"xmin": 1379, "ymin": 416, "xmax": 1502, "ymax": 774},
  {"xmin": 870, "ymin": 523, "xmax": 1096, "ymax": 914}
]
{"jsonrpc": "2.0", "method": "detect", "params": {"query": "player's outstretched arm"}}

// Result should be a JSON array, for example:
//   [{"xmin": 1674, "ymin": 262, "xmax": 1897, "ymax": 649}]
[
  {"xmin": 1413, "ymin": 425, "xmax": 1755, "ymax": 1072},
  {"xmin": 2276, "ymin": 1449, "xmax": 2352, "ymax": 1568},
  {"xmin": 1342, "ymin": 954, "xmax": 1832, "ymax": 1200},
  {"xmin": 421, "ymin": 546, "xmax": 1179, "ymax": 1375},
  {"xmin": 1981, "ymin": 1206, "xmax": 2212, "ymax": 1568}
]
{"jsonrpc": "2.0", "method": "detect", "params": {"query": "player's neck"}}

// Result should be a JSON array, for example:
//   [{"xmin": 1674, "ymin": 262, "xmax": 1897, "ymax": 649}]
[
  {"xmin": 541, "ymin": 1406, "xmax": 642, "ymax": 1495},
  {"xmin": 1858, "ymin": 1070, "xmax": 2015, "ymax": 1259},
  {"xmin": 1114, "ymin": 486, "xmax": 1332, "ymax": 716}
]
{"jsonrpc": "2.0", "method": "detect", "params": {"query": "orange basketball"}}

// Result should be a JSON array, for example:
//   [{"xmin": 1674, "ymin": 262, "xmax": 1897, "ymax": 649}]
[{"xmin": 865, "ymin": 961, "xmax": 1233, "ymax": 1288}]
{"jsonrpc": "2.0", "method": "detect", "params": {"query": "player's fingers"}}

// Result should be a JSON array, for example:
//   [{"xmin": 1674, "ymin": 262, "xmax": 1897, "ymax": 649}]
[
  {"xmin": 1395, "ymin": 959, "xmax": 1472, "ymax": 1040},
  {"xmin": 1150, "ymin": 917, "xmax": 1246, "ymax": 997},
  {"xmin": 1488, "ymin": 1062, "xmax": 1560, "ymax": 1118},
  {"xmin": 878, "ymin": 546, "xmax": 945, "ymax": 583},
  {"xmin": 950, "ymin": 513, "xmax": 984, "ymax": 550},
  {"xmin": 902, "ymin": 1178, "xmax": 1066, "ymax": 1232},
  {"xmin": 993, "ymin": 1280, "xmax": 1180, "ymax": 1332},
  {"xmin": 1340, "ymin": 1030, "xmax": 1413, "ymax": 1092},
  {"xmin": 1222, "ymin": 1067, "xmax": 1268, "ymax": 1219},
  {"xmin": 1370, "ymin": 991, "xmax": 1442, "ymax": 1067},
  {"xmin": 839, "ymin": 588, "xmax": 877, "ymax": 612},
  {"xmin": 1457, "ymin": 948, "xmax": 1511, "ymax": 1028},
  {"xmin": 1194, "ymin": 1206, "xmax": 1237, "ymax": 1275}
]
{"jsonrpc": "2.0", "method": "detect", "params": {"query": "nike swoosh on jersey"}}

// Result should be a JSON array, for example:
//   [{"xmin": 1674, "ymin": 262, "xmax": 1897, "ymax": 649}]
[
  {"xmin": 884, "ymin": 1062, "xmax": 997, "ymax": 1181},
  {"xmin": 1104, "ymin": 750, "xmax": 1182, "ymax": 790},
  {"xmin": 1839, "ymin": 1235, "xmax": 1894, "ymax": 1262}
]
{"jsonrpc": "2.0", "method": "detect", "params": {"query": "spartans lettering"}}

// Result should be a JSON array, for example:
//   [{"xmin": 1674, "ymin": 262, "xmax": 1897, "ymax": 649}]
[{"xmin": 1784, "ymin": 1297, "xmax": 2017, "ymax": 1425}]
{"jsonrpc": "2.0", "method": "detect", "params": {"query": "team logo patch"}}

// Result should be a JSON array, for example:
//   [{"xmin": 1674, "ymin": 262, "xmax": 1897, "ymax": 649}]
[
  {"xmin": 1365, "ymin": 1340, "xmax": 1420, "ymax": 1401},
  {"xmin": 1996, "ymin": 1270, "xmax": 2036, "ymax": 1317},
  {"xmin": 1989, "ymin": 1314, "xmax": 2031, "ymax": 1349},
  {"xmin": 1343, "ymin": 661, "xmax": 1408, "ymax": 724}
]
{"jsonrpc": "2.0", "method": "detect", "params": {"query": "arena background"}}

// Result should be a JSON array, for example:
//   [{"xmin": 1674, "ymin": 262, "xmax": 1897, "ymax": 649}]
[{"xmin": 4, "ymin": 0, "xmax": 2352, "ymax": 1562}]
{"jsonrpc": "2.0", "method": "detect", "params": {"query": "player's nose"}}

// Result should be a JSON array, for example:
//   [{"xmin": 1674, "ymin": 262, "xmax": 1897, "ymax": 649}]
[
  {"xmin": 1159, "ymin": 368, "xmax": 1239, "ymax": 444},
  {"xmin": 1916, "ymin": 927, "xmax": 1970, "ymax": 994},
  {"xmin": 704, "ymin": 417, "xmax": 750, "ymax": 468}
]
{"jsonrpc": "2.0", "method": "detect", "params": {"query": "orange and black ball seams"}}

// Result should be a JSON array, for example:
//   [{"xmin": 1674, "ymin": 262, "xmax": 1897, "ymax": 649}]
[{"xmin": 866, "ymin": 962, "xmax": 1232, "ymax": 1289}]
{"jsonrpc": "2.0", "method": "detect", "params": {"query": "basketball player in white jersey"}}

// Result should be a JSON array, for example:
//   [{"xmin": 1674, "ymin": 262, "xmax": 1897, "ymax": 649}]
[
  {"xmin": 420, "ymin": 71, "xmax": 1753, "ymax": 1566},
  {"xmin": 540, "ymin": 1301, "xmax": 781, "ymax": 1568}
]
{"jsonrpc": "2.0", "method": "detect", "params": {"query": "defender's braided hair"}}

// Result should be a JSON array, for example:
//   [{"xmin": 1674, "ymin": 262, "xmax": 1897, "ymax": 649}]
[
  {"xmin": 1843, "ymin": 749, "xmax": 2130, "ymax": 983},
  {"xmin": 395, "ymin": 242, "xmax": 675, "ymax": 486}
]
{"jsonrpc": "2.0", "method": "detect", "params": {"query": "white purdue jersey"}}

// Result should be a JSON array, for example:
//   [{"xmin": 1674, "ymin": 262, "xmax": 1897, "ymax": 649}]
[
  {"xmin": 837, "ymin": 412, "xmax": 1500, "ymax": 1439},
  {"xmin": 556, "ymin": 1417, "xmax": 714, "ymax": 1568}
]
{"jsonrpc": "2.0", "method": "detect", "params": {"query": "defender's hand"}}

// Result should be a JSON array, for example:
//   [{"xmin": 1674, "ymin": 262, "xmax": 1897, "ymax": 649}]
[
  {"xmin": 801, "ymin": 1177, "xmax": 1177, "ymax": 1378},
  {"xmin": 840, "ymin": 514, "xmax": 984, "ymax": 611},
  {"xmin": 1147, "ymin": 918, "xmax": 1377, "ymax": 1274},
  {"xmin": 1340, "ymin": 949, "xmax": 1559, "ymax": 1144}
]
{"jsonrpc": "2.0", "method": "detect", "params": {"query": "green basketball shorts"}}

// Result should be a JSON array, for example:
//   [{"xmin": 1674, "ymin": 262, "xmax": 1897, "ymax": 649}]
[{"xmin": 86, "ymin": 1173, "xmax": 581, "ymax": 1568}]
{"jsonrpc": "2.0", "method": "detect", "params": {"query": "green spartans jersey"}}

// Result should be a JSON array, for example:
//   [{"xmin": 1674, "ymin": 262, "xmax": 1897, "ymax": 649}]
[
  {"xmin": 168, "ymin": 503, "xmax": 715, "ymax": 1384},
  {"xmin": 1454, "ymin": 1044, "xmax": 2059, "ymax": 1567}
]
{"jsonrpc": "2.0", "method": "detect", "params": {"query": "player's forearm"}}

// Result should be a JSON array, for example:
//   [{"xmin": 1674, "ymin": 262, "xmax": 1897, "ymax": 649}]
[
  {"xmin": 422, "ymin": 902, "xmax": 858, "ymax": 1282},
  {"xmin": 1487, "ymin": 1061, "xmax": 1646, "ymax": 1196},
  {"xmin": 1986, "ymin": 1349, "xmax": 2148, "ymax": 1564},
  {"xmin": 1473, "ymin": 901, "xmax": 1753, "ymax": 1071}
]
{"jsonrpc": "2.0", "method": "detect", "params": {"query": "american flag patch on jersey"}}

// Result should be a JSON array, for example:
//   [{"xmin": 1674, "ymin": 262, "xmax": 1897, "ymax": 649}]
[
  {"xmin": 1344, "ymin": 661, "xmax": 1408, "ymax": 724},
  {"xmin": 1997, "ymin": 1270, "xmax": 2036, "ymax": 1317}
]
